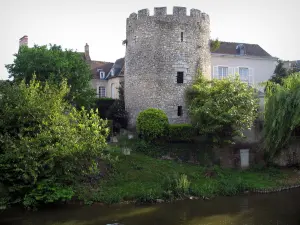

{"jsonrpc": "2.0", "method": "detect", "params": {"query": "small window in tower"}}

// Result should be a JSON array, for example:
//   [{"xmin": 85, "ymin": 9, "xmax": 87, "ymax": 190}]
[
  {"xmin": 177, "ymin": 72, "xmax": 184, "ymax": 83},
  {"xmin": 178, "ymin": 106, "xmax": 183, "ymax": 117},
  {"xmin": 181, "ymin": 32, "xmax": 184, "ymax": 42}
]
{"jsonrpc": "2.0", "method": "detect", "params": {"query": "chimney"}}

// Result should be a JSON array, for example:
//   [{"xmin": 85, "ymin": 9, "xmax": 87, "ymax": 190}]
[
  {"xmin": 84, "ymin": 43, "xmax": 91, "ymax": 61},
  {"xmin": 19, "ymin": 35, "xmax": 28, "ymax": 47}
]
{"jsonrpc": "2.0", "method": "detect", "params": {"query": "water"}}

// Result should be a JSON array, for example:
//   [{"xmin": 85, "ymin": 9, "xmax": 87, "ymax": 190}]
[{"xmin": 1, "ymin": 189, "xmax": 300, "ymax": 225}]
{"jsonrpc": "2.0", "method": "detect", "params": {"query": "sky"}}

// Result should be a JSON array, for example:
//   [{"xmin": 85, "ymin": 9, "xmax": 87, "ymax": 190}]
[{"xmin": 0, "ymin": 0, "xmax": 299, "ymax": 80}]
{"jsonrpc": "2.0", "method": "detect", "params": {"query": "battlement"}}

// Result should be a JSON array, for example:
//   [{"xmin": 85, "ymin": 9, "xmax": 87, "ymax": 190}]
[{"xmin": 127, "ymin": 6, "xmax": 209, "ymax": 21}]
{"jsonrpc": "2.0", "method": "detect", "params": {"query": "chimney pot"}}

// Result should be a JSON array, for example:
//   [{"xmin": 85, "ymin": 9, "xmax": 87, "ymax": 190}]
[{"xmin": 19, "ymin": 35, "xmax": 28, "ymax": 47}]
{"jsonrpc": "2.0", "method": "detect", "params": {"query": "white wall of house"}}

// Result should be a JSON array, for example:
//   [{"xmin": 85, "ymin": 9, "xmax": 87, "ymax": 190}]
[
  {"xmin": 211, "ymin": 54, "xmax": 277, "ymax": 92},
  {"xmin": 91, "ymin": 79, "xmax": 108, "ymax": 98},
  {"xmin": 107, "ymin": 77, "xmax": 123, "ymax": 99},
  {"xmin": 90, "ymin": 77, "xmax": 124, "ymax": 99}
]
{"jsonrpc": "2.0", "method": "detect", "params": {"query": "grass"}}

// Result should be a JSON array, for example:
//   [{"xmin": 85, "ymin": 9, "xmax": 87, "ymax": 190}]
[{"xmin": 74, "ymin": 141, "xmax": 300, "ymax": 204}]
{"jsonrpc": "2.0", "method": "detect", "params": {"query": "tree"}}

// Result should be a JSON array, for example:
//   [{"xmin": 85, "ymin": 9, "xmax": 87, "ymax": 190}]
[
  {"xmin": 185, "ymin": 71, "xmax": 259, "ymax": 144},
  {"xmin": 263, "ymin": 72, "xmax": 300, "ymax": 160},
  {"xmin": 269, "ymin": 60, "xmax": 288, "ymax": 84},
  {"xmin": 0, "ymin": 77, "xmax": 109, "ymax": 208},
  {"xmin": 106, "ymin": 81, "xmax": 128, "ymax": 131},
  {"xmin": 6, "ymin": 44, "xmax": 96, "ymax": 109}
]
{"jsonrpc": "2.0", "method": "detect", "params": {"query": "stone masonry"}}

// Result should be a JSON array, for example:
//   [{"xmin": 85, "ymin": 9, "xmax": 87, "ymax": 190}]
[{"xmin": 125, "ymin": 7, "xmax": 211, "ymax": 128}]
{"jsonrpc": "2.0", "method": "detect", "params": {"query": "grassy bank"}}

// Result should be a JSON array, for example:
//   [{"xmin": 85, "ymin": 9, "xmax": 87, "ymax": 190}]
[{"xmin": 74, "ymin": 146, "xmax": 300, "ymax": 205}]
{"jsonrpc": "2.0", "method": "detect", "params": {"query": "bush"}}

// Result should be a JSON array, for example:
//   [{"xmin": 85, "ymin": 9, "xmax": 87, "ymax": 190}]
[
  {"xmin": 0, "ymin": 78, "xmax": 109, "ymax": 208},
  {"xmin": 106, "ymin": 100, "xmax": 128, "ymax": 132},
  {"xmin": 185, "ymin": 71, "xmax": 259, "ymax": 144},
  {"xmin": 136, "ymin": 108, "xmax": 169, "ymax": 141},
  {"xmin": 168, "ymin": 124, "xmax": 196, "ymax": 142}
]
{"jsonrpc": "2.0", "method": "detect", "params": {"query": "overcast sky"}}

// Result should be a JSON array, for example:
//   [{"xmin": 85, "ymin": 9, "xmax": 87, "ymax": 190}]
[{"xmin": 0, "ymin": 0, "xmax": 299, "ymax": 80}]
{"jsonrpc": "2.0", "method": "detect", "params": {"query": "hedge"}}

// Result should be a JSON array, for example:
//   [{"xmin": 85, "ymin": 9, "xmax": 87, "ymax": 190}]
[
  {"xmin": 136, "ymin": 108, "xmax": 169, "ymax": 141},
  {"xmin": 168, "ymin": 124, "xmax": 196, "ymax": 142}
]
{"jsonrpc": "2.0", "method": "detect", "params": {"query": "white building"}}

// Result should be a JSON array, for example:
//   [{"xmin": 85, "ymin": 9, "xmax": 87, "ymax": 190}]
[{"xmin": 211, "ymin": 41, "xmax": 278, "ymax": 92}]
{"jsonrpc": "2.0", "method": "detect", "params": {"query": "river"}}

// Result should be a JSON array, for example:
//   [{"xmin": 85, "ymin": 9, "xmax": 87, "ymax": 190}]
[{"xmin": 1, "ymin": 189, "xmax": 300, "ymax": 225}]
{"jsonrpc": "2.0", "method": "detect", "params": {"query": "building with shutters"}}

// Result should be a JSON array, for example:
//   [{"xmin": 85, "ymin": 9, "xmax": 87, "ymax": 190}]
[{"xmin": 211, "ymin": 42, "xmax": 277, "ymax": 92}]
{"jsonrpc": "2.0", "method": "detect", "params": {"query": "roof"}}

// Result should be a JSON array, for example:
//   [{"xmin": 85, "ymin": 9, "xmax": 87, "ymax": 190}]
[
  {"xmin": 211, "ymin": 41, "xmax": 272, "ymax": 58},
  {"xmin": 90, "ymin": 62, "xmax": 114, "ymax": 79},
  {"xmin": 106, "ymin": 57, "xmax": 125, "ymax": 79}
]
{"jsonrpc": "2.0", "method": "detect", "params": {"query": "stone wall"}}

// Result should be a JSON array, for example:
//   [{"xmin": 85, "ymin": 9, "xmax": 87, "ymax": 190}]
[
  {"xmin": 124, "ymin": 7, "xmax": 211, "ymax": 128},
  {"xmin": 274, "ymin": 138, "xmax": 300, "ymax": 167}
]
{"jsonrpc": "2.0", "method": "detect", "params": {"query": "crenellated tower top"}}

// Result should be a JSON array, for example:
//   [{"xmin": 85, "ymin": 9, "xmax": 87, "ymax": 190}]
[{"xmin": 127, "ymin": 6, "xmax": 209, "ymax": 23}]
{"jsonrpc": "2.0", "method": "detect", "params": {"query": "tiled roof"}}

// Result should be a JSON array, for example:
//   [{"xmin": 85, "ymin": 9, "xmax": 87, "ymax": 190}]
[
  {"xmin": 90, "ymin": 62, "xmax": 114, "ymax": 79},
  {"xmin": 211, "ymin": 41, "xmax": 272, "ymax": 57}
]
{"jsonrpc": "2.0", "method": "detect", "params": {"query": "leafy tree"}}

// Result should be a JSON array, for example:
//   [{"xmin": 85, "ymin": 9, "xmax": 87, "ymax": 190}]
[
  {"xmin": 6, "ymin": 44, "xmax": 96, "ymax": 109},
  {"xmin": 0, "ymin": 77, "xmax": 109, "ymax": 208},
  {"xmin": 106, "ymin": 81, "xmax": 128, "ymax": 131},
  {"xmin": 263, "ymin": 73, "xmax": 300, "ymax": 160},
  {"xmin": 185, "ymin": 72, "xmax": 259, "ymax": 144},
  {"xmin": 269, "ymin": 60, "xmax": 288, "ymax": 84}
]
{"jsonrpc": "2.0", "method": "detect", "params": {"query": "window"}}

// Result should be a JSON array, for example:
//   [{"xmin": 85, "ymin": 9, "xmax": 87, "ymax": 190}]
[
  {"xmin": 177, "ymin": 72, "xmax": 184, "ymax": 83},
  {"xmin": 98, "ymin": 86, "xmax": 106, "ymax": 98},
  {"xmin": 239, "ymin": 67, "xmax": 249, "ymax": 83},
  {"xmin": 111, "ymin": 83, "xmax": 115, "ymax": 99},
  {"xmin": 99, "ymin": 71, "xmax": 105, "ymax": 79},
  {"xmin": 181, "ymin": 32, "xmax": 183, "ymax": 42},
  {"xmin": 218, "ymin": 66, "xmax": 228, "ymax": 79},
  {"xmin": 178, "ymin": 106, "xmax": 183, "ymax": 117},
  {"xmin": 111, "ymin": 68, "xmax": 115, "ymax": 76}
]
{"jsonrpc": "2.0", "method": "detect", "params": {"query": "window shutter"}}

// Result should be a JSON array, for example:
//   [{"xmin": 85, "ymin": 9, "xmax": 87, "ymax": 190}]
[
  {"xmin": 249, "ymin": 68, "xmax": 254, "ymax": 85},
  {"xmin": 229, "ymin": 67, "xmax": 234, "ymax": 76},
  {"xmin": 213, "ymin": 66, "xmax": 218, "ymax": 79}
]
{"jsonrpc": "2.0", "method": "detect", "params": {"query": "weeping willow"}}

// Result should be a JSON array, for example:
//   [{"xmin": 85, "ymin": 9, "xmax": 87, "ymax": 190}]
[{"xmin": 264, "ymin": 73, "xmax": 300, "ymax": 159}]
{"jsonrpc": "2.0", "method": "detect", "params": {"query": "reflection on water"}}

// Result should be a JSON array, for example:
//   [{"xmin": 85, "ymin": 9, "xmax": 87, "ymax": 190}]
[{"xmin": 1, "ymin": 189, "xmax": 300, "ymax": 225}]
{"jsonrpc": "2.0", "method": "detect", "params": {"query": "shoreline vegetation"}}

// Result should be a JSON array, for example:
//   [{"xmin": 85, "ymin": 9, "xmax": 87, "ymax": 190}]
[{"xmin": 72, "ymin": 138, "xmax": 300, "ymax": 206}]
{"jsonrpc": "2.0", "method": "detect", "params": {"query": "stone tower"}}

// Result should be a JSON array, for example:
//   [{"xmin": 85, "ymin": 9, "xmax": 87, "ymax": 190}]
[{"xmin": 125, "ymin": 7, "xmax": 211, "ymax": 127}]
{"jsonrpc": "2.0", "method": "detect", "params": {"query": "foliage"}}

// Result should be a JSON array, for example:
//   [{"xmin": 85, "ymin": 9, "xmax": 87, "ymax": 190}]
[
  {"xmin": 185, "ymin": 71, "xmax": 259, "ymax": 144},
  {"xmin": 0, "ymin": 77, "xmax": 109, "ymax": 208},
  {"xmin": 74, "ymin": 151, "xmax": 294, "ymax": 204},
  {"xmin": 106, "ymin": 81, "xmax": 128, "ymax": 131},
  {"xmin": 269, "ymin": 60, "xmax": 289, "ymax": 84},
  {"xmin": 168, "ymin": 124, "xmax": 196, "ymax": 142},
  {"xmin": 95, "ymin": 98, "xmax": 115, "ymax": 119},
  {"xmin": 23, "ymin": 181, "xmax": 74, "ymax": 208},
  {"xmin": 6, "ymin": 44, "xmax": 96, "ymax": 109},
  {"xmin": 263, "ymin": 73, "xmax": 300, "ymax": 159},
  {"xmin": 163, "ymin": 174, "xmax": 191, "ymax": 197},
  {"xmin": 210, "ymin": 38, "xmax": 221, "ymax": 51},
  {"xmin": 136, "ymin": 108, "xmax": 169, "ymax": 141}
]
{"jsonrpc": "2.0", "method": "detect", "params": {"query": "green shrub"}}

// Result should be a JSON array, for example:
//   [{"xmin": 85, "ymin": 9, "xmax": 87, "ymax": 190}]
[
  {"xmin": 0, "ymin": 78, "xmax": 109, "ymax": 208},
  {"xmin": 168, "ymin": 124, "xmax": 196, "ymax": 142},
  {"xmin": 107, "ymin": 120, "xmax": 113, "ymax": 138},
  {"xmin": 136, "ymin": 108, "xmax": 169, "ymax": 141},
  {"xmin": 163, "ymin": 173, "xmax": 191, "ymax": 197}
]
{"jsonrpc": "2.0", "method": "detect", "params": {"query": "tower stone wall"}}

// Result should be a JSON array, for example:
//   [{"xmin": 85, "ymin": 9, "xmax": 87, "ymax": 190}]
[{"xmin": 125, "ymin": 7, "xmax": 211, "ymax": 127}]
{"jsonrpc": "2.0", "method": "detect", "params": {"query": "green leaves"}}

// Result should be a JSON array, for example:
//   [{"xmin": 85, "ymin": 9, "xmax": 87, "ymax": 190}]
[
  {"xmin": 185, "ymin": 72, "xmax": 259, "ymax": 144},
  {"xmin": 263, "ymin": 72, "xmax": 300, "ymax": 159},
  {"xmin": 0, "ymin": 78, "xmax": 109, "ymax": 208},
  {"xmin": 136, "ymin": 108, "xmax": 169, "ymax": 142},
  {"xmin": 6, "ymin": 44, "xmax": 96, "ymax": 109}
]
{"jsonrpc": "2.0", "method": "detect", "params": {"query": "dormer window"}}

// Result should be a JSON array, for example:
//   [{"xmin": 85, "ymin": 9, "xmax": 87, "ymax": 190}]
[
  {"xmin": 236, "ymin": 44, "xmax": 246, "ymax": 55},
  {"xmin": 111, "ymin": 68, "xmax": 115, "ymax": 76},
  {"xmin": 99, "ymin": 71, "xmax": 105, "ymax": 79}
]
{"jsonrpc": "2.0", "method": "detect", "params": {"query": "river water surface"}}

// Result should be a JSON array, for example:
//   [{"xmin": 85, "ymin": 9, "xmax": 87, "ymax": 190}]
[{"xmin": 1, "ymin": 189, "xmax": 300, "ymax": 225}]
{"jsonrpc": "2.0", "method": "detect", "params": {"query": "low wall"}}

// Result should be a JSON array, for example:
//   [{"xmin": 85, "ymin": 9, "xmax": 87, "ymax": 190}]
[
  {"xmin": 274, "ymin": 138, "xmax": 300, "ymax": 166},
  {"xmin": 214, "ymin": 142, "xmax": 265, "ymax": 169}
]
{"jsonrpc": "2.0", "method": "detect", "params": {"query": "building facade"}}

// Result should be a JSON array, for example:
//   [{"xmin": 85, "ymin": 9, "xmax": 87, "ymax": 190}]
[{"xmin": 211, "ymin": 42, "xmax": 278, "ymax": 93}]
